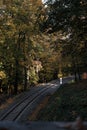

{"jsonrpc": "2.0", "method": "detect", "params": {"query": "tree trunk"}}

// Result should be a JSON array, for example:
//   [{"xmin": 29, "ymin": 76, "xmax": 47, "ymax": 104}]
[
  {"xmin": 14, "ymin": 33, "xmax": 21, "ymax": 94},
  {"xmin": 72, "ymin": 57, "xmax": 77, "ymax": 82},
  {"xmin": 77, "ymin": 64, "xmax": 81, "ymax": 81},
  {"xmin": 14, "ymin": 59, "xmax": 19, "ymax": 94},
  {"xmin": 74, "ymin": 71, "xmax": 77, "ymax": 81},
  {"xmin": 24, "ymin": 67, "xmax": 27, "ymax": 91}
]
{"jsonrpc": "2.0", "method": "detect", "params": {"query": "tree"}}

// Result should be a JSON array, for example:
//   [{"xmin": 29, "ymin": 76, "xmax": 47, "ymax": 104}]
[
  {"xmin": 0, "ymin": 0, "xmax": 44, "ymax": 94},
  {"xmin": 41, "ymin": 0, "xmax": 87, "ymax": 80}
]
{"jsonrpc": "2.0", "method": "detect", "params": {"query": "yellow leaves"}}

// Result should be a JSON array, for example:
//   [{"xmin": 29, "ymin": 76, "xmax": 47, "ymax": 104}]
[
  {"xmin": 58, "ymin": 73, "xmax": 63, "ymax": 78},
  {"xmin": 0, "ymin": 71, "xmax": 6, "ymax": 79},
  {"xmin": 0, "ymin": 0, "xmax": 3, "ymax": 5}
]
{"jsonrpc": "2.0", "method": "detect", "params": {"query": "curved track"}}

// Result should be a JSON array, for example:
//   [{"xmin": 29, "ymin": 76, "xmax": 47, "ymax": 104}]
[{"xmin": 0, "ymin": 84, "xmax": 56, "ymax": 121}]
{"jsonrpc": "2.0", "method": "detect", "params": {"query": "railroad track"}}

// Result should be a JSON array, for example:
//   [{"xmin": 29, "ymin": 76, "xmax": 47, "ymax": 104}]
[
  {"xmin": 0, "ymin": 84, "xmax": 55, "ymax": 121},
  {"xmin": 0, "ymin": 86, "xmax": 43, "ymax": 118}
]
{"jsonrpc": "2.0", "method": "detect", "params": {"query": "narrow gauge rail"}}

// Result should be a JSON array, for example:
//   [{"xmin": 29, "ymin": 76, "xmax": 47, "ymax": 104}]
[{"xmin": 0, "ymin": 86, "xmax": 51, "ymax": 121}]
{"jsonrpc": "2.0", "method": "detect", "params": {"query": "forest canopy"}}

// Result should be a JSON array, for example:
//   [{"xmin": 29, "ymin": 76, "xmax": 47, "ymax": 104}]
[{"xmin": 0, "ymin": 0, "xmax": 87, "ymax": 94}]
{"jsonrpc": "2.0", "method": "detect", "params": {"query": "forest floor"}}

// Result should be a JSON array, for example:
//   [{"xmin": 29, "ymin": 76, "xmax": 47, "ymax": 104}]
[
  {"xmin": 0, "ymin": 91, "xmax": 25, "ymax": 110},
  {"xmin": 0, "ymin": 94, "xmax": 17, "ymax": 110},
  {"xmin": 31, "ymin": 80, "xmax": 87, "ymax": 121}
]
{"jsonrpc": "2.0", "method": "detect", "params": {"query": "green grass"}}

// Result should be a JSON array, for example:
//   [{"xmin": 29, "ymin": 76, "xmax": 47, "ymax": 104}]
[{"xmin": 37, "ymin": 80, "xmax": 87, "ymax": 121}]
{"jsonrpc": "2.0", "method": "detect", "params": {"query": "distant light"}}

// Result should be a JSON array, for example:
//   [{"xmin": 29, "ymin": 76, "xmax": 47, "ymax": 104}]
[
  {"xmin": 42, "ymin": 0, "xmax": 55, "ymax": 4},
  {"xmin": 42, "ymin": 0, "xmax": 48, "ymax": 4}
]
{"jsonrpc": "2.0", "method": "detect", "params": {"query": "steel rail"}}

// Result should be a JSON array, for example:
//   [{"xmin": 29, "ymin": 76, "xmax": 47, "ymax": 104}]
[{"xmin": 0, "ymin": 87, "xmax": 49, "ymax": 121}]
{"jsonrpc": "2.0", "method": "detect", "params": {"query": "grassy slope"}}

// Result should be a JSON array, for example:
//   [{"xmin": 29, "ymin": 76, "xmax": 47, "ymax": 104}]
[{"xmin": 37, "ymin": 80, "xmax": 87, "ymax": 121}]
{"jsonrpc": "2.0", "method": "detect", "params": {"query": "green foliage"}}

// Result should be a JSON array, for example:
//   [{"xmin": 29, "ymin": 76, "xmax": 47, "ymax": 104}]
[
  {"xmin": 37, "ymin": 80, "xmax": 87, "ymax": 121},
  {"xmin": 1, "ymin": 0, "xmax": 86, "ymax": 95},
  {"xmin": 41, "ymin": 0, "xmax": 87, "ymax": 79},
  {"xmin": 0, "ymin": 0, "xmax": 44, "ymax": 94},
  {"xmin": 29, "ymin": 67, "xmax": 39, "ymax": 86}
]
